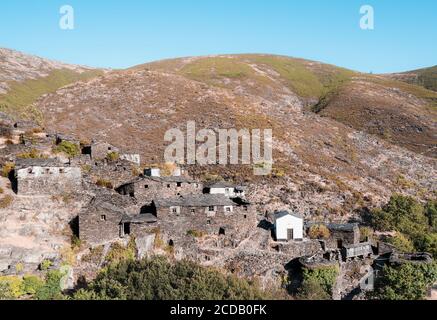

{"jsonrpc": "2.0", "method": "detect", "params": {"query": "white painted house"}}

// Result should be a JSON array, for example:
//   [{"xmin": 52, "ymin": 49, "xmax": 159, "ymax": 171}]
[
  {"xmin": 274, "ymin": 211, "xmax": 304, "ymax": 241},
  {"xmin": 205, "ymin": 182, "xmax": 245, "ymax": 198}
]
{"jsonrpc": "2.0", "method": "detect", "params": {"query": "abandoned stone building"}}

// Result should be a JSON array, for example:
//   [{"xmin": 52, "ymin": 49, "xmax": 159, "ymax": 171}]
[
  {"xmin": 203, "ymin": 181, "xmax": 245, "ymax": 198},
  {"xmin": 341, "ymin": 242, "xmax": 373, "ymax": 261},
  {"xmin": 151, "ymin": 194, "xmax": 256, "ymax": 242},
  {"xmin": 81, "ymin": 141, "xmax": 119, "ymax": 160},
  {"xmin": 79, "ymin": 190, "xmax": 256, "ymax": 247},
  {"xmin": 78, "ymin": 192, "xmax": 157, "ymax": 245},
  {"xmin": 306, "ymin": 223, "xmax": 361, "ymax": 250},
  {"xmin": 115, "ymin": 174, "xmax": 203, "ymax": 204},
  {"xmin": 14, "ymin": 158, "xmax": 82, "ymax": 195}
]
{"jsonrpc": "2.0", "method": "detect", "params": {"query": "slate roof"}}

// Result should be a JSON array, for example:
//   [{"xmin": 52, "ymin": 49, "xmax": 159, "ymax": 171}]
[
  {"xmin": 116, "ymin": 175, "xmax": 195, "ymax": 189},
  {"xmin": 275, "ymin": 211, "xmax": 303, "ymax": 220},
  {"xmin": 305, "ymin": 222, "xmax": 359, "ymax": 233},
  {"xmin": 327, "ymin": 223, "xmax": 359, "ymax": 232},
  {"xmin": 122, "ymin": 214, "xmax": 158, "ymax": 224},
  {"xmin": 154, "ymin": 194, "xmax": 235, "ymax": 208}
]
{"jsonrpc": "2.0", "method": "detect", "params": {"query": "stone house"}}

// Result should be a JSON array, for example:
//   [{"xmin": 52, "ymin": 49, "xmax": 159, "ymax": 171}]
[
  {"xmin": 115, "ymin": 175, "xmax": 203, "ymax": 204},
  {"xmin": 306, "ymin": 223, "xmax": 361, "ymax": 250},
  {"xmin": 14, "ymin": 158, "xmax": 82, "ymax": 195},
  {"xmin": 150, "ymin": 194, "xmax": 255, "ymax": 243},
  {"xmin": 81, "ymin": 141, "xmax": 119, "ymax": 160},
  {"xmin": 78, "ymin": 193, "xmax": 157, "ymax": 245},
  {"xmin": 326, "ymin": 223, "xmax": 361, "ymax": 249},
  {"xmin": 274, "ymin": 211, "xmax": 304, "ymax": 241},
  {"xmin": 204, "ymin": 181, "xmax": 245, "ymax": 198}
]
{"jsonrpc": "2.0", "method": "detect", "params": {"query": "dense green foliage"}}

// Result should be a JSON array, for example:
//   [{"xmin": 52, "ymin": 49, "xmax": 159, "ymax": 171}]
[
  {"xmin": 297, "ymin": 265, "xmax": 338, "ymax": 300},
  {"xmin": 73, "ymin": 257, "xmax": 268, "ymax": 300},
  {"xmin": 372, "ymin": 195, "xmax": 437, "ymax": 258},
  {"xmin": 0, "ymin": 270, "xmax": 64, "ymax": 300},
  {"xmin": 371, "ymin": 262, "xmax": 437, "ymax": 300},
  {"xmin": 53, "ymin": 141, "xmax": 80, "ymax": 158}
]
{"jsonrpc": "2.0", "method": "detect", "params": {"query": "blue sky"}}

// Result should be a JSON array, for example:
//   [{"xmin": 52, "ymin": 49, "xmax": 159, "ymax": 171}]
[{"xmin": 0, "ymin": 0, "xmax": 436, "ymax": 72}]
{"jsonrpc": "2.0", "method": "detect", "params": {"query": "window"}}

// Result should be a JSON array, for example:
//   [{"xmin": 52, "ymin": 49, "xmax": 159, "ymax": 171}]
[
  {"xmin": 59, "ymin": 169, "xmax": 64, "ymax": 174},
  {"xmin": 225, "ymin": 207, "xmax": 232, "ymax": 212},
  {"xmin": 208, "ymin": 206, "xmax": 215, "ymax": 212},
  {"xmin": 167, "ymin": 184, "xmax": 171, "ymax": 188},
  {"xmin": 144, "ymin": 185, "xmax": 149, "ymax": 189},
  {"xmin": 191, "ymin": 208, "xmax": 196, "ymax": 214},
  {"xmin": 207, "ymin": 219, "xmax": 211, "ymax": 225},
  {"xmin": 101, "ymin": 215, "xmax": 107, "ymax": 221},
  {"xmin": 171, "ymin": 207, "xmax": 180, "ymax": 215},
  {"xmin": 177, "ymin": 182, "xmax": 182, "ymax": 187},
  {"xmin": 244, "ymin": 215, "xmax": 247, "ymax": 219}
]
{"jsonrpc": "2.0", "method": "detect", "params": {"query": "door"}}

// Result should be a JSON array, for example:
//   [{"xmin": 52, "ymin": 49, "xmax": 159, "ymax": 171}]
[{"xmin": 287, "ymin": 229, "xmax": 294, "ymax": 241}]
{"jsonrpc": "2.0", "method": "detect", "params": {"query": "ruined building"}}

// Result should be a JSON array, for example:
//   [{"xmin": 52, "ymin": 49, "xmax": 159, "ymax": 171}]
[
  {"xmin": 203, "ymin": 181, "xmax": 246, "ymax": 198},
  {"xmin": 78, "ymin": 191, "xmax": 156, "ymax": 245},
  {"xmin": 14, "ymin": 158, "xmax": 82, "ymax": 195},
  {"xmin": 115, "ymin": 174, "xmax": 203, "ymax": 204}
]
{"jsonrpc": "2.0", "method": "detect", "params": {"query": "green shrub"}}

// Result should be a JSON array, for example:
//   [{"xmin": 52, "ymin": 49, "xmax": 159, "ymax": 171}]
[
  {"xmin": 17, "ymin": 149, "xmax": 46, "ymax": 159},
  {"xmin": 105, "ymin": 239, "xmax": 136, "ymax": 265},
  {"xmin": 53, "ymin": 141, "xmax": 80, "ymax": 158},
  {"xmin": 297, "ymin": 278, "xmax": 331, "ymax": 300},
  {"xmin": 360, "ymin": 227, "xmax": 375, "ymax": 242},
  {"xmin": 1, "ymin": 162, "xmax": 15, "ymax": 177},
  {"xmin": 387, "ymin": 233, "xmax": 415, "ymax": 253},
  {"xmin": 96, "ymin": 179, "xmax": 113, "ymax": 189},
  {"xmin": 72, "ymin": 257, "xmax": 268, "ymax": 300},
  {"xmin": 425, "ymin": 200, "xmax": 437, "ymax": 232},
  {"xmin": 0, "ymin": 276, "xmax": 24, "ymax": 299},
  {"xmin": 308, "ymin": 224, "xmax": 331, "ymax": 240},
  {"xmin": 71, "ymin": 235, "xmax": 82, "ymax": 249},
  {"xmin": 372, "ymin": 195, "xmax": 437, "ymax": 258},
  {"xmin": 22, "ymin": 275, "xmax": 44, "ymax": 295},
  {"xmin": 301, "ymin": 265, "xmax": 338, "ymax": 296},
  {"xmin": 35, "ymin": 270, "xmax": 66, "ymax": 300},
  {"xmin": 106, "ymin": 152, "xmax": 120, "ymax": 162},
  {"xmin": 187, "ymin": 230, "xmax": 206, "ymax": 238},
  {"xmin": 371, "ymin": 262, "xmax": 437, "ymax": 300},
  {"xmin": 40, "ymin": 260, "xmax": 53, "ymax": 271}
]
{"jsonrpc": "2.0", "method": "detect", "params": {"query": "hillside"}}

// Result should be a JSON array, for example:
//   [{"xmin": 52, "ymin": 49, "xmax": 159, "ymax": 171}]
[
  {"xmin": 0, "ymin": 48, "xmax": 103, "ymax": 122},
  {"xmin": 386, "ymin": 66, "xmax": 437, "ymax": 92},
  {"xmin": 138, "ymin": 55, "xmax": 437, "ymax": 156},
  {"xmin": 32, "ymin": 54, "xmax": 436, "ymax": 215}
]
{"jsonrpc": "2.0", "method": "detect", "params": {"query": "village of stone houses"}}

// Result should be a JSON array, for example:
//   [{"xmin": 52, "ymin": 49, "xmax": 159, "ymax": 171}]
[{"xmin": 0, "ymin": 112, "xmax": 436, "ymax": 301}]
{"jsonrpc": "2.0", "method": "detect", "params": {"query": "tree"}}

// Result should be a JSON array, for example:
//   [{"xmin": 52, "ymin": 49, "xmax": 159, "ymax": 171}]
[
  {"xmin": 371, "ymin": 262, "xmax": 437, "ymax": 300},
  {"xmin": 72, "ymin": 257, "xmax": 268, "ymax": 300}
]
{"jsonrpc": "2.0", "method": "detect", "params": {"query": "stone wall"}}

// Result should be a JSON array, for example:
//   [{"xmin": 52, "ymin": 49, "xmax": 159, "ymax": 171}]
[
  {"xmin": 155, "ymin": 205, "xmax": 257, "ymax": 245},
  {"xmin": 79, "ymin": 207, "xmax": 124, "ymax": 245},
  {"xmin": 16, "ymin": 166, "xmax": 82, "ymax": 195},
  {"xmin": 117, "ymin": 178, "xmax": 203, "ymax": 205}
]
